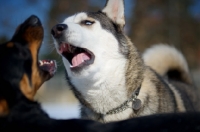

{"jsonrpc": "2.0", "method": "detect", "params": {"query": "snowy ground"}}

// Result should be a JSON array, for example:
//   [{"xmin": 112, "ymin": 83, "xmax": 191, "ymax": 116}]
[{"xmin": 41, "ymin": 103, "xmax": 79, "ymax": 119}]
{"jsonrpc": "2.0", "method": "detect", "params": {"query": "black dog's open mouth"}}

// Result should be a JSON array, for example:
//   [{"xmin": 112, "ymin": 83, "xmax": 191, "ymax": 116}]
[
  {"xmin": 38, "ymin": 60, "xmax": 57, "ymax": 77},
  {"xmin": 58, "ymin": 42, "xmax": 94, "ymax": 69}
]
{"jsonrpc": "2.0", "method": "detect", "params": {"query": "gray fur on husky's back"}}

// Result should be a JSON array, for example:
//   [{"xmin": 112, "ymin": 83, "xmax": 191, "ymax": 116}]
[{"xmin": 53, "ymin": 0, "xmax": 200, "ymax": 123}]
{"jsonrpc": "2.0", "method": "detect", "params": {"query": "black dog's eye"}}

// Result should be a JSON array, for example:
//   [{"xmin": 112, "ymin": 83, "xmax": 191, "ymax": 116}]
[{"xmin": 81, "ymin": 20, "xmax": 95, "ymax": 26}]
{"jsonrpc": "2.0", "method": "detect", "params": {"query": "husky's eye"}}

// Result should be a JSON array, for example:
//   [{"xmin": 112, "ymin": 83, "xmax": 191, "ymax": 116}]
[{"xmin": 82, "ymin": 20, "xmax": 94, "ymax": 26}]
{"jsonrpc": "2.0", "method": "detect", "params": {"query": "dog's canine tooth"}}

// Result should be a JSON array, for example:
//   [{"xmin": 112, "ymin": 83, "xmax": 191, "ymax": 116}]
[
  {"xmin": 39, "ymin": 60, "xmax": 43, "ymax": 66},
  {"xmin": 50, "ymin": 60, "xmax": 53, "ymax": 64}
]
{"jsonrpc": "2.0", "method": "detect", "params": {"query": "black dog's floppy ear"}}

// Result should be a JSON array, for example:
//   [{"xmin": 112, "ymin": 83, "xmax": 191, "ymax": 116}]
[{"xmin": 102, "ymin": 0, "xmax": 125, "ymax": 28}]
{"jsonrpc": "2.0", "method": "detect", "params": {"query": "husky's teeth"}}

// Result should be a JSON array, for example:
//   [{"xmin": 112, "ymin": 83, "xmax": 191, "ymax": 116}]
[
  {"xmin": 63, "ymin": 44, "xmax": 65, "ymax": 48},
  {"xmin": 50, "ymin": 60, "xmax": 53, "ymax": 64}
]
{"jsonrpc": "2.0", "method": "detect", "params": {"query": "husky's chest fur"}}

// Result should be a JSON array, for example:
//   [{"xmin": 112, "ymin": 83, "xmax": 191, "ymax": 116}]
[
  {"xmin": 52, "ymin": 0, "xmax": 198, "ymax": 123},
  {"xmin": 79, "ymin": 67, "xmax": 186, "ymax": 122}
]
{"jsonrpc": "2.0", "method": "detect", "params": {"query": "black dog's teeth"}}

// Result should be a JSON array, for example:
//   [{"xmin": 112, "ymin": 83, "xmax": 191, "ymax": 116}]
[{"xmin": 39, "ymin": 60, "xmax": 54, "ymax": 66}]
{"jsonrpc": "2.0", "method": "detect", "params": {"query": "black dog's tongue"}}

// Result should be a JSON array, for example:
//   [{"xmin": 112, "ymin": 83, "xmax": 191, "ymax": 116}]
[{"xmin": 39, "ymin": 60, "xmax": 57, "ymax": 77}]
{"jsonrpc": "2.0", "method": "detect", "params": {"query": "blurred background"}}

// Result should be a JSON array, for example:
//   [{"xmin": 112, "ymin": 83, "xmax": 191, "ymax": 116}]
[{"xmin": 0, "ymin": 0, "xmax": 200, "ymax": 119}]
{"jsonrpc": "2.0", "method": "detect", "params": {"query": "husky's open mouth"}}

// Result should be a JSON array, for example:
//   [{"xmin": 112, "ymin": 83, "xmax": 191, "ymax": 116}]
[{"xmin": 58, "ymin": 42, "xmax": 94, "ymax": 69}]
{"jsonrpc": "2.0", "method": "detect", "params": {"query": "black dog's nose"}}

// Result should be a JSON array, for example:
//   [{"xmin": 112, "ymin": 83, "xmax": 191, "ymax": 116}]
[
  {"xmin": 29, "ymin": 15, "xmax": 39, "ymax": 25},
  {"xmin": 26, "ymin": 15, "xmax": 42, "ymax": 26},
  {"xmin": 51, "ymin": 24, "xmax": 68, "ymax": 39}
]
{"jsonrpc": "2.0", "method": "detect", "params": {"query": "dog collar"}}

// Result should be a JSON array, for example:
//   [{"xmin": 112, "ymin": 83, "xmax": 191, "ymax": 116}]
[{"xmin": 105, "ymin": 85, "xmax": 142, "ymax": 115}]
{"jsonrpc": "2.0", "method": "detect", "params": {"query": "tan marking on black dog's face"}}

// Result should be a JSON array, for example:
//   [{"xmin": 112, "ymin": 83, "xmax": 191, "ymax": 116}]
[
  {"xmin": 6, "ymin": 42, "xmax": 14, "ymax": 48},
  {"xmin": 20, "ymin": 74, "xmax": 36, "ymax": 100},
  {"xmin": 0, "ymin": 99, "xmax": 9, "ymax": 116},
  {"xmin": 17, "ymin": 16, "xmax": 51, "ymax": 100},
  {"xmin": 24, "ymin": 25, "xmax": 47, "ymax": 97}
]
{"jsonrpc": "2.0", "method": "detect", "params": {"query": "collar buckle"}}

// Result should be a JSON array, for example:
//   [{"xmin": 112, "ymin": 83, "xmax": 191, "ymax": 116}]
[{"xmin": 105, "ymin": 85, "xmax": 142, "ymax": 115}]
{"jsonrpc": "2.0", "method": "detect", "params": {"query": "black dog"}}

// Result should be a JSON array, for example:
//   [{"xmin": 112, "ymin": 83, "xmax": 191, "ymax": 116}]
[
  {"xmin": 0, "ymin": 15, "xmax": 200, "ymax": 132},
  {"xmin": 0, "ymin": 15, "xmax": 56, "ymax": 115}
]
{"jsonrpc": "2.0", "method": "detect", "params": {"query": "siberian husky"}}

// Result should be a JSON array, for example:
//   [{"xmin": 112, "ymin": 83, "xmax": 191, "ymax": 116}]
[{"xmin": 51, "ymin": 0, "xmax": 199, "ymax": 123}]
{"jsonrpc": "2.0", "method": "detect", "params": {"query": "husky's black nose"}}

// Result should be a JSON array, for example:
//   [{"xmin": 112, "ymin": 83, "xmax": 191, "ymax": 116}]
[{"xmin": 51, "ymin": 24, "xmax": 68, "ymax": 39}]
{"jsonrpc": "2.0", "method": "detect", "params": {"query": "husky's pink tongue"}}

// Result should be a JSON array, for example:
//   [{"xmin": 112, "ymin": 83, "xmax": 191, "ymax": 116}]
[{"xmin": 72, "ymin": 53, "xmax": 90, "ymax": 67}]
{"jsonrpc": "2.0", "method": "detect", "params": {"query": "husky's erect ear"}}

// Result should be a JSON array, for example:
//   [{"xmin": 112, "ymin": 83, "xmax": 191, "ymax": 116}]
[{"xmin": 102, "ymin": 0, "xmax": 125, "ymax": 28}]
